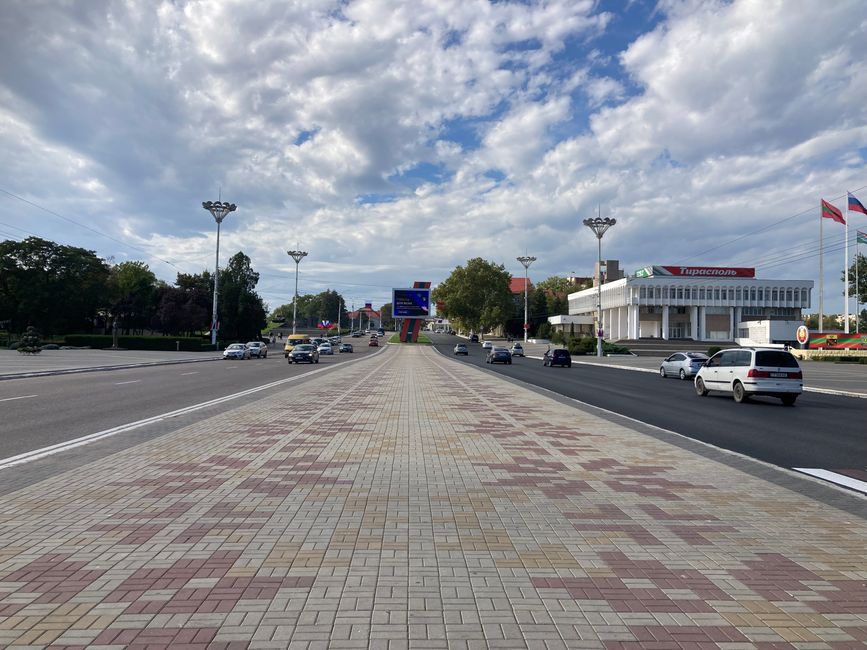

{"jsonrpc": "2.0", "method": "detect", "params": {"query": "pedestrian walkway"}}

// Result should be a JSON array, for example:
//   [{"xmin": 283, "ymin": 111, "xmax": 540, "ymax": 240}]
[{"xmin": 0, "ymin": 346, "xmax": 865, "ymax": 648}]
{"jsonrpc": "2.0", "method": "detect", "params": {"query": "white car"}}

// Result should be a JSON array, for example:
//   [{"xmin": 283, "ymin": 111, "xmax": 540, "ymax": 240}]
[
  {"xmin": 317, "ymin": 342, "xmax": 333, "ymax": 355},
  {"xmin": 510, "ymin": 343, "xmax": 524, "ymax": 357},
  {"xmin": 246, "ymin": 341, "xmax": 268, "ymax": 358},
  {"xmin": 694, "ymin": 347, "xmax": 803, "ymax": 405},
  {"xmin": 222, "ymin": 343, "xmax": 250, "ymax": 360},
  {"xmin": 481, "ymin": 340, "xmax": 493, "ymax": 350}
]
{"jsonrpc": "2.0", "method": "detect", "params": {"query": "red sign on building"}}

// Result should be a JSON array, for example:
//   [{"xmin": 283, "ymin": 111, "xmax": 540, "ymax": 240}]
[{"xmin": 656, "ymin": 266, "xmax": 755, "ymax": 278}]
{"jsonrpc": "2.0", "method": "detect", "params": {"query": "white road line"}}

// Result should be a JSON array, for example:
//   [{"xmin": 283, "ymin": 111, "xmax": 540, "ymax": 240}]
[
  {"xmin": 0, "ymin": 349, "xmax": 385, "ymax": 471},
  {"xmin": 793, "ymin": 468, "xmax": 867, "ymax": 495},
  {"xmin": 114, "ymin": 380, "xmax": 141, "ymax": 385},
  {"xmin": 180, "ymin": 371, "xmax": 199, "ymax": 376},
  {"xmin": 0, "ymin": 394, "xmax": 37, "ymax": 403}
]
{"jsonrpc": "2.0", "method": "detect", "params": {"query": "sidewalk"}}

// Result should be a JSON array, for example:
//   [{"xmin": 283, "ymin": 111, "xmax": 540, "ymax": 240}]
[{"xmin": 0, "ymin": 345, "xmax": 865, "ymax": 648}]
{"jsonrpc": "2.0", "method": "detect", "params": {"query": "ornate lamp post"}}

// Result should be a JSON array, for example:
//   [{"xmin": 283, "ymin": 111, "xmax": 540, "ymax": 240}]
[
  {"xmin": 202, "ymin": 200, "xmax": 237, "ymax": 348},
  {"xmin": 582, "ymin": 216, "xmax": 616, "ymax": 357},
  {"xmin": 516, "ymin": 255, "xmax": 536, "ymax": 343},
  {"xmin": 287, "ymin": 249, "xmax": 308, "ymax": 335}
]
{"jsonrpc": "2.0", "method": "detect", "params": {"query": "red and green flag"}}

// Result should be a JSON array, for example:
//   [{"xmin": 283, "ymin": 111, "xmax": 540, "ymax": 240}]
[
  {"xmin": 821, "ymin": 199, "xmax": 845, "ymax": 224},
  {"xmin": 858, "ymin": 230, "xmax": 867, "ymax": 245}
]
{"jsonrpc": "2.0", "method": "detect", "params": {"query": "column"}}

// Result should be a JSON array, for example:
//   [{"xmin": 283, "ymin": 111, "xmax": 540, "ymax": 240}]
[
  {"xmin": 728, "ymin": 307, "xmax": 735, "ymax": 340},
  {"xmin": 690, "ymin": 306, "xmax": 698, "ymax": 340},
  {"xmin": 630, "ymin": 305, "xmax": 640, "ymax": 339},
  {"xmin": 698, "ymin": 306, "xmax": 706, "ymax": 340},
  {"xmin": 662, "ymin": 306, "xmax": 669, "ymax": 340}
]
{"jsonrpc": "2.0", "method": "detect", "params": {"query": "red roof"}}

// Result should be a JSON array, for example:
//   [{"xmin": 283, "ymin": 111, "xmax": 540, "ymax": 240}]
[{"xmin": 510, "ymin": 277, "xmax": 531, "ymax": 294}]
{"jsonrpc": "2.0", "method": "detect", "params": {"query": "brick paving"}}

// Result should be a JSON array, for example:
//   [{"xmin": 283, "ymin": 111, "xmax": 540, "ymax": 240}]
[{"xmin": 0, "ymin": 345, "xmax": 865, "ymax": 649}]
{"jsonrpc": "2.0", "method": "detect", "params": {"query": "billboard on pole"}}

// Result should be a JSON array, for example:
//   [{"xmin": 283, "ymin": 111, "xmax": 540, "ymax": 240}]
[{"xmin": 392, "ymin": 288, "xmax": 431, "ymax": 318}]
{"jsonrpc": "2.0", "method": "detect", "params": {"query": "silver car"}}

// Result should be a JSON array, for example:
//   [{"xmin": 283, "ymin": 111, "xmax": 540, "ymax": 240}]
[
  {"xmin": 659, "ymin": 352, "xmax": 708, "ymax": 380},
  {"xmin": 246, "ymin": 341, "xmax": 268, "ymax": 358}
]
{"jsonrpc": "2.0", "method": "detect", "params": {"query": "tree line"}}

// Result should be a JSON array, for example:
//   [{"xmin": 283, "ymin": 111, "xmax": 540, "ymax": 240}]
[
  {"xmin": 432, "ymin": 257, "xmax": 587, "ymax": 336},
  {"xmin": 0, "ymin": 237, "xmax": 266, "ymax": 342}
]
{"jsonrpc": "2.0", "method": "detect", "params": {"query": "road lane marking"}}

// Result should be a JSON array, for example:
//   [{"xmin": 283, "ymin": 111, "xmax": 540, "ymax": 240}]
[
  {"xmin": 793, "ymin": 469, "xmax": 867, "ymax": 495},
  {"xmin": 0, "ymin": 348, "xmax": 387, "ymax": 471},
  {"xmin": 0, "ymin": 395, "xmax": 37, "ymax": 402},
  {"xmin": 180, "ymin": 371, "xmax": 199, "ymax": 376},
  {"xmin": 114, "ymin": 380, "xmax": 141, "ymax": 385}
]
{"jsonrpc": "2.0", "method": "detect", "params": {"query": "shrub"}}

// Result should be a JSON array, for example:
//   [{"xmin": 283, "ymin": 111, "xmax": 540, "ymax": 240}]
[
  {"xmin": 64, "ymin": 334, "xmax": 212, "ymax": 351},
  {"xmin": 17, "ymin": 326, "xmax": 42, "ymax": 354},
  {"xmin": 707, "ymin": 345, "xmax": 721, "ymax": 357}
]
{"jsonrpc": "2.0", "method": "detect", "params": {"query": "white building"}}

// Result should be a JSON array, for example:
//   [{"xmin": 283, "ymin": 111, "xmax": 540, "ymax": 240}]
[{"xmin": 567, "ymin": 265, "xmax": 813, "ymax": 342}]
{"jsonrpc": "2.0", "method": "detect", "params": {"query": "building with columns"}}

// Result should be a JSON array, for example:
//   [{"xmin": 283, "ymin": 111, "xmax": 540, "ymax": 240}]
[{"xmin": 566, "ymin": 264, "xmax": 813, "ymax": 342}]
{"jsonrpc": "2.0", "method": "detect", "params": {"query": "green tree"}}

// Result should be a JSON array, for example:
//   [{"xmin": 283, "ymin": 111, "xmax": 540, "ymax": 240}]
[
  {"xmin": 218, "ymin": 252, "xmax": 267, "ymax": 341},
  {"xmin": 843, "ymin": 252, "xmax": 867, "ymax": 304},
  {"xmin": 379, "ymin": 303, "xmax": 394, "ymax": 330},
  {"xmin": 109, "ymin": 261, "xmax": 159, "ymax": 334},
  {"xmin": 433, "ymin": 258, "xmax": 513, "ymax": 334},
  {"xmin": 152, "ymin": 271, "xmax": 211, "ymax": 336},
  {"xmin": 0, "ymin": 237, "xmax": 110, "ymax": 336},
  {"xmin": 529, "ymin": 286, "xmax": 548, "ymax": 335}
]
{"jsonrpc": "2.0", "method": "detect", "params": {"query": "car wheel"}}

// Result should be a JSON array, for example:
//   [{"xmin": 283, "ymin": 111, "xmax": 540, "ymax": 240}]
[
  {"xmin": 732, "ymin": 381, "xmax": 748, "ymax": 403},
  {"xmin": 315, "ymin": 359, "xmax": 319, "ymax": 364},
  {"xmin": 659, "ymin": 367, "xmax": 666, "ymax": 378},
  {"xmin": 679, "ymin": 369, "xmax": 687, "ymax": 380},
  {"xmin": 780, "ymin": 394, "xmax": 797, "ymax": 406},
  {"xmin": 567, "ymin": 363, "xmax": 571, "ymax": 368},
  {"xmin": 508, "ymin": 360, "xmax": 512, "ymax": 365},
  {"xmin": 263, "ymin": 352, "xmax": 267, "ymax": 358},
  {"xmin": 287, "ymin": 358, "xmax": 292, "ymax": 364},
  {"xmin": 695, "ymin": 377, "xmax": 708, "ymax": 396}
]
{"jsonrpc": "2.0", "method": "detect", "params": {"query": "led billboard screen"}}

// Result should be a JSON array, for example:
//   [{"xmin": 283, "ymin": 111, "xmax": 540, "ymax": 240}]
[{"xmin": 392, "ymin": 288, "xmax": 431, "ymax": 318}]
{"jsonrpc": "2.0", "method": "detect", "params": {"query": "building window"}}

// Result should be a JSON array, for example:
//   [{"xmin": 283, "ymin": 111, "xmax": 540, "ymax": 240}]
[
  {"xmin": 772, "ymin": 289, "xmax": 778, "ymax": 301},
  {"xmin": 786, "ymin": 288, "xmax": 792, "ymax": 302},
  {"xmin": 640, "ymin": 286, "xmax": 647, "ymax": 299},
  {"xmin": 699, "ymin": 288, "xmax": 705, "ymax": 300},
  {"xmin": 758, "ymin": 288, "xmax": 764, "ymax": 300},
  {"xmin": 736, "ymin": 288, "xmax": 742, "ymax": 301},
  {"xmin": 750, "ymin": 287, "xmax": 756, "ymax": 301},
  {"xmin": 677, "ymin": 287, "xmax": 683, "ymax": 299},
  {"xmin": 714, "ymin": 288, "xmax": 720, "ymax": 300},
  {"xmin": 801, "ymin": 289, "xmax": 808, "ymax": 304}
]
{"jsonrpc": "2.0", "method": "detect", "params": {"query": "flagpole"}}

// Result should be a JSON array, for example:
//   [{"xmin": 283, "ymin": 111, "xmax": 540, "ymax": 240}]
[
  {"xmin": 819, "ymin": 200, "xmax": 824, "ymax": 332},
  {"xmin": 845, "ymin": 199, "xmax": 850, "ymax": 333}
]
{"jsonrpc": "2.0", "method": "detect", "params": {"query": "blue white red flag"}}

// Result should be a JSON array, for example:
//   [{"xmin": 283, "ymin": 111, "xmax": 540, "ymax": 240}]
[{"xmin": 849, "ymin": 192, "xmax": 867, "ymax": 216}]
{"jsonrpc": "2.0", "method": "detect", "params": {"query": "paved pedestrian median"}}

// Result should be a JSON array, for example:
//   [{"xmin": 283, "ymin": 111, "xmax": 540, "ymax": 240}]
[{"xmin": 0, "ymin": 346, "xmax": 865, "ymax": 647}]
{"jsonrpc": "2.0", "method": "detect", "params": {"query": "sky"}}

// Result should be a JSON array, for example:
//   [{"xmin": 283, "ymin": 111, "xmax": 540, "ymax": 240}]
[{"xmin": 2, "ymin": 0, "xmax": 867, "ymax": 317}]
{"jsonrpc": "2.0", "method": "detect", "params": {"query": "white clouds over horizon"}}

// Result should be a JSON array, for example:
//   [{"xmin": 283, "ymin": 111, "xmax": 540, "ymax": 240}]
[{"xmin": 1, "ymin": 0, "xmax": 866, "ymax": 313}]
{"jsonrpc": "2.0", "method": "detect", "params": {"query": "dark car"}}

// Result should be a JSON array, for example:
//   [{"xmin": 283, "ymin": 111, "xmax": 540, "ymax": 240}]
[
  {"xmin": 288, "ymin": 344, "xmax": 319, "ymax": 364},
  {"xmin": 486, "ymin": 346, "xmax": 512, "ymax": 364},
  {"xmin": 369, "ymin": 338, "xmax": 379, "ymax": 347},
  {"xmin": 543, "ymin": 348, "xmax": 572, "ymax": 368},
  {"xmin": 469, "ymin": 334, "xmax": 479, "ymax": 342},
  {"xmin": 339, "ymin": 343, "xmax": 353, "ymax": 353},
  {"xmin": 454, "ymin": 343, "xmax": 468, "ymax": 355}
]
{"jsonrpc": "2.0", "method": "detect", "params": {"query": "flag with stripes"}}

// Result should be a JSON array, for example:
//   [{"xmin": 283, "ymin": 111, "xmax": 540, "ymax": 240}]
[
  {"xmin": 821, "ymin": 199, "xmax": 845, "ymax": 224},
  {"xmin": 858, "ymin": 230, "xmax": 867, "ymax": 245},
  {"xmin": 850, "ymin": 192, "xmax": 867, "ymax": 216}
]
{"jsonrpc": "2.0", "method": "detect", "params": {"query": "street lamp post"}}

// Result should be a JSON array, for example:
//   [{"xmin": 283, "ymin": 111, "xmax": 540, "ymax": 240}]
[
  {"xmin": 516, "ymin": 255, "xmax": 537, "ymax": 343},
  {"xmin": 202, "ymin": 200, "xmax": 237, "ymax": 349},
  {"xmin": 287, "ymin": 249, "xmax": 308, "ymax": 335},
  {"xmin": 582, "ymin": 216, "xmax": 616, "ymax": 357}
]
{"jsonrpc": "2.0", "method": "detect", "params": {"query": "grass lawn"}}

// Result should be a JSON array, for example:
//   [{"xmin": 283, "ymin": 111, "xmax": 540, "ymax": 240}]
[{"xmin": 388, "ymin": 333, "xmax": 432, "ymax": 344}]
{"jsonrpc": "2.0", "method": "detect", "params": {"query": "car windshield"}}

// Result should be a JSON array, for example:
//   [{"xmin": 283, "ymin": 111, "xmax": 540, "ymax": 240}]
[
  {"xmin": 227, "ymin": 344, "xmax": 243, "ymax": 349},
  {"xmin": 553, "ymin": 350, "xmax": 568, "ymax": 356},
  {"xmin": 755, "ymin": 351, "xmax": 799, "ymax": 367},
  {"xmin": 294, "ymin": 345, "xmax": 314, "ymax": 351},
  {"xmin": 686, "ymin": 353, "xmax": 706, "ymax": 359}
]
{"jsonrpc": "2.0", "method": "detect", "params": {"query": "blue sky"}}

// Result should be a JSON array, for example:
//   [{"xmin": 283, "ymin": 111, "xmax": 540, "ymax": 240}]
[{"xmin": 1, "ymin": 0, "xmax": 866, "ymax": 317}]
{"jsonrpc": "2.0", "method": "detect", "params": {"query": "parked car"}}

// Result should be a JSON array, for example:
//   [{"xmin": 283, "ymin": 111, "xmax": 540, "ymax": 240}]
[
  {"xmin": 223, "ymin": 343, "xmax": 250, "ymax": 360},
  {"xmin": 247, "ymin": 341, "xmax": 268, "ymax": 358},
  {"xmin": 454, "ymin": 343, "xmax": 468, "ymax": 355},
  {"xmin": 659, "ymin": 351, "xmax": 707, "ymax": 379},
  {"xmin": 318, "ymin": 342, "xmax": 333, "ymax": 355},
  {"xmin": 283, "ymin": 334, "xmax": 311, "ymax": 358},
  {"xmin": 510, "ymin": 342, "xmax": 524, "ymax": 357},
  {"xmin": 695, "ymin": 347, "xmax": 803, "ymax": 405},
  {"xmin": 486, "ymin": 347, "xmax": 512, "ymax": 364},
  {"xmin": 289, "ymin": 343, "xmax": 319, "ymax": 364},
  {"xmin": 481, "ymin": 340, "xmax": 493, "ymax": 350},
  {"xmin": 543, "ymin": 348, "xmax": 572, "ymax": 367},
  {"xmin": 469, "ymin": 334, "xmax": 479, "ymax": 342},
  {"xmin": 369, "ymin": 338, "xmax": 379, "ymax": 347},
  {"xmin": 339, "ymin": 343, "xmax": 353, "ymax": 353}
]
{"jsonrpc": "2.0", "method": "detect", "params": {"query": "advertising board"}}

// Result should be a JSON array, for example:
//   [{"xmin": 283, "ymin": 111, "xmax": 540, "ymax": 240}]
[
  {"xmin": 633, "ymin": 266, "xmax": 755, "ymax": 278},
  {"xmin": 392, "ymin": 288, "xmax": 431, "ymax": 318}
]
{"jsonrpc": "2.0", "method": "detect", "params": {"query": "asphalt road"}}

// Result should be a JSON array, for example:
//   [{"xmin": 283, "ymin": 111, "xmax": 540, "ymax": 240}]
[
  {"xmin": 0, "ymin": 343, "xmax": 382, "ymax": 460},
  {"xmin": 431, "ymin": 335, "xmax": 867, "ymax": 472}
]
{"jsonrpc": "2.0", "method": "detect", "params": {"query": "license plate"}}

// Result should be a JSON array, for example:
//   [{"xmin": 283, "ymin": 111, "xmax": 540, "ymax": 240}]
[{"xmin": 770, "ymin": 372, "xmax": 787, "ymax": 378}]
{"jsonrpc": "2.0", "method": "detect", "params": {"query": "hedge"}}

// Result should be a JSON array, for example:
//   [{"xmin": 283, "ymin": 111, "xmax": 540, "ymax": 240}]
[{"xmin": 64, "ymin": 335, "xmax": 213, "ymax": 351}]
